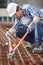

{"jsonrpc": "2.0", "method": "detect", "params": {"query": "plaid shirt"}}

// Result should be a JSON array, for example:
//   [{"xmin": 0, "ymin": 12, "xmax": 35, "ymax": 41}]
[{"xmin": 12, "ymin": 4, "xmax": 41, "ymax": 31}]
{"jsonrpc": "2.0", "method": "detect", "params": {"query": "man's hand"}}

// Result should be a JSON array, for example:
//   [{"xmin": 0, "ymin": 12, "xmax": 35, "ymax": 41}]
[
  {"xmin": 33, "ymin": 16, "xmax": 40, "ymax": 24},
  {"xmin": 6, "ymin": 28, "xmax": 16, "ymax": 39}
]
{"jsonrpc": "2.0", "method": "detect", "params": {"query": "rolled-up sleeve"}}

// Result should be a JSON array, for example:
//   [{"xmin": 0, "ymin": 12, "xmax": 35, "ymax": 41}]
[
  {"xmin": 12, "ymin": 19, "xmax": 21, "ymax": 30},
  {"xmin": 12, "ymin": 19, "xmax": 18, "ymax": 29},
  {"xmin": 27, "ymin": 21, "xmax": 35, "ymax": 32}
]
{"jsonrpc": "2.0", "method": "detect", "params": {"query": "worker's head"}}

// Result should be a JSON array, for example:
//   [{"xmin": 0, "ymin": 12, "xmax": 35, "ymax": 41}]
[{"xmin": 7, "ymin": 3, "xmax": 23, "ymax": 19}]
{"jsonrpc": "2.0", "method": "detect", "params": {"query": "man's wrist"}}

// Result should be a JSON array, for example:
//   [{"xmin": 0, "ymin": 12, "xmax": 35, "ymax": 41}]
[
  {"xmin": 33, "ymin": 16, "xmax": 40, "ymax": 24},
  {"xmin": 6, "ymin": 31, "xmax": 11, "ymax": 38},
  {"xmin": 27, "ymin": 28, "xmax": 30, "ymax": 32}
]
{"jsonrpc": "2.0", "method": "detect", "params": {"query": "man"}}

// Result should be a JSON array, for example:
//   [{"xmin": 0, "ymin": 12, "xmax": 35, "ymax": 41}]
[{"xmin": 6, "ymin": 3, "xmax": 43, "ymax": 55}]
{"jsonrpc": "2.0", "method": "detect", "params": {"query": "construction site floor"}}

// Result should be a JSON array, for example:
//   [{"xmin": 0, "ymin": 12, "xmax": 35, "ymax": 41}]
[{"xmin": 0, "ymin": 22, "xmax": 43, "ymax": 65}]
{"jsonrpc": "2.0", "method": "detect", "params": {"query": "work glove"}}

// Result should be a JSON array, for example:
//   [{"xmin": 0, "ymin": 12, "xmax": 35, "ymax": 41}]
[
  {"xmin": 27, "ymin": 22, "xmax": 35, "ymax": 32},
  {"xmin": 6, "ymin": 31, "xmax": 11, "ymax": 39}
]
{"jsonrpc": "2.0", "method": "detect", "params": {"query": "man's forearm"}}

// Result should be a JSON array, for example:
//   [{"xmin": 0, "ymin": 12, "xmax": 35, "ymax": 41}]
[
  {"xmin": 27, "ymin": 16, "xmax": 40, "ymax": 32},
  {"xmin": 9, "ymin": 28, "xmax": 16, "ymax": 35},
  {"xmin": 27, "ymin": 21, "xmax": 35, "ymax": 32}
]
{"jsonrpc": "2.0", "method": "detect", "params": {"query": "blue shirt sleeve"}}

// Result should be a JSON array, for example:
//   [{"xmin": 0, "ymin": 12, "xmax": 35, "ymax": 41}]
[
  {"xmin": 27, "ymin": 5, "xmax": 41, "ymax": 18},
  {"xmin": 12, "ymin": 19, "xmax": 21, "ymax": 30}
]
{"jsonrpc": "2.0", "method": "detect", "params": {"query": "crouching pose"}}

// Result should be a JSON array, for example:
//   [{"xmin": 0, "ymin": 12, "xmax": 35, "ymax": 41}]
[{"xmin": 6, "ymin": 3, "xmax": 43, "ymax": 58}]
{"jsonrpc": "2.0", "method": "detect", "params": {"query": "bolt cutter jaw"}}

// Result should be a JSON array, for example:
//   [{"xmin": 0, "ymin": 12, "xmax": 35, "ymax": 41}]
[{"xmin": 7, "ymin": 51, "xmax": 15, "ymax": 58}]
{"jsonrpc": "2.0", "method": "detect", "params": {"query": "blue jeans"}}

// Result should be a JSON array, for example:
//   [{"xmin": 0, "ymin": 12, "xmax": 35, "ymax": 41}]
[
  {"xmin": 16, "ymin": 24, "xmax": 35, "ymax": 45},
  {"xmin": 35, "ymin": 19, "xmax": 43, "ymax": 47}
]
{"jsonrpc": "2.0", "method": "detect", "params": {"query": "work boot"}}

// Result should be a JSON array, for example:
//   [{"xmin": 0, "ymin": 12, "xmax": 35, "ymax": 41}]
[
  {"xmin": 32, "ymin": 46, "xmax": 42, "ymax": 53},
  {"xmin": 24, "ymin": 43, "xmax": 35, "ymax": 49},
  {"xmin": 7, "ymin": 51, "xmax": 15, "ymax": 58}
]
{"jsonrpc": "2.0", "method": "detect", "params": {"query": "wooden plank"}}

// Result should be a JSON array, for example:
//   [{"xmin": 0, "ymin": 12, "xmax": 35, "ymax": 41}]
[{"xmin": 17, "ymin": 48, "xmax": 26, "ymax": 65}]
